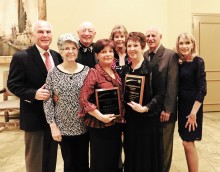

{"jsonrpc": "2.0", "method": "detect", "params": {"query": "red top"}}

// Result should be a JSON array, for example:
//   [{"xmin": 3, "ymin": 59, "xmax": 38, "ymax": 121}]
[{"xmin": 79, "ymin": 64, "xmax": 125, "ymax": 128}]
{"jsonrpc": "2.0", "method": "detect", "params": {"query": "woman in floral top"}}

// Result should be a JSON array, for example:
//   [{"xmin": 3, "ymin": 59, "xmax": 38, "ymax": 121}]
[
  {"xmin": 79, "ymin": 39, "xmax": 125, "ymax": 172},
  {"xmin": 44, "ymin": 33, "xmax": 89, "ymax": 171}
]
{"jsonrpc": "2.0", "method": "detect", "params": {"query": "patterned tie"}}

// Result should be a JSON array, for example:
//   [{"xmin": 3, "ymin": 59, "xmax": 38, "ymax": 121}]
[
  {"xmin": 149, "ymin": 52, "xmax": 155, "ymax": 62},
  {"xmin": 44, "ymin": 52, "xmax": 53, "ymax": 71}
]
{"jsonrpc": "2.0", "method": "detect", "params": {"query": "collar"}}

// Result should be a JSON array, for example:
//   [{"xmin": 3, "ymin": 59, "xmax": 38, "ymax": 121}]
[
  {"xmin": 79, "ymin": 42, "xmax": 93, "ymax": 53},
  {"xmin": 94, "ymin": 64, "xmax": 121, "ymax": 87},
  {"xmin": 35, "ymin": 44, "xmax": 50, "ymax": 56},
  {"xmin": 150, "ymin": 43, "xmax": 161, "ymax": 54}
]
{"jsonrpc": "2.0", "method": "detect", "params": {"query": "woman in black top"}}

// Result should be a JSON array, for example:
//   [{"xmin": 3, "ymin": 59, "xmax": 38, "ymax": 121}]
[
  {"xmin": 176, "ymin": 32, "xmax": 207, "ymax": 172},
  {"xmin": 121, "ymin": 32, "xmax": 164, "ymax": 172},
  {"xmin": 109, "ymin": 25, "xmax": 131, "ymax": 75}
]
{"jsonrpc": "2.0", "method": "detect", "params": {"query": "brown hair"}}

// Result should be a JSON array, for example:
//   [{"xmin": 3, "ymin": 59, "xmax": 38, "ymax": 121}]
[
  {"xmin": 126, "ymin": 32, "xmax": 146, "ymax": 49},
  {"xmin": 93, "ymin": 39, "xmax": 115, "ymax": 54}
]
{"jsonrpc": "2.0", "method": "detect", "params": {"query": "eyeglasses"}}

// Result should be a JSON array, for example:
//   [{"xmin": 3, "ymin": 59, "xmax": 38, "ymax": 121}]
[{"xmin": 61, "ymin": 47, "xmax": 77, "ymax": 52}]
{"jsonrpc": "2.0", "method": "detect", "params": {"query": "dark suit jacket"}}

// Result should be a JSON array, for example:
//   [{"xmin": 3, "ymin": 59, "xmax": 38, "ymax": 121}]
[
  {"xmin": 7, "ymin": 45, "xmax": 62, "ymax": 131},
  {"xmin": 144, "ymin": 45, "xmax": 179, "ymax": 123}
]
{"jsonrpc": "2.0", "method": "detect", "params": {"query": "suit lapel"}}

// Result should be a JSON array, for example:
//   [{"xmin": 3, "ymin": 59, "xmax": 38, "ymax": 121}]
[
  {"xmin": 151, "ymin": 45, "xmax": 165, "ymax": 65},
  {"xmin": 50, "ymin": 50, "xmax": 60, "ymax": 66},
  {"xmin": 28, "ymin": 45, "xmax": 48, "ymax": 76}
]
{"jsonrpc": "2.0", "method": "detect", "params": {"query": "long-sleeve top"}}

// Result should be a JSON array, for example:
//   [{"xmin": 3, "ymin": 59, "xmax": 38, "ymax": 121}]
[
  {"xmin": 179, "ymin": 56, "xmax": 207, "ymax": 102},
  {"xmin": 44, "ymin": 66, "xmax": 90, "ymax": 136},
  {"xmin": 76, "ymin": 42, "xmax": 98, "ymax": 68},
  {"xmin": 121, "ymin": 59, "xmax": 165, "ymax": 117},
  {"xmin": 79, "ymin": 64, "xmax": 125, "ymax": 128}
]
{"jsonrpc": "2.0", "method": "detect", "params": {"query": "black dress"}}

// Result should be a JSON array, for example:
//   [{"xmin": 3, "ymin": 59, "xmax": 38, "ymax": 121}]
[
  {"xmin": 121, "ymin": 59, "xmax": 165, "ymax": 172},
  {"xmin": 178, "ymin": 56, "xmax": 207, "ymax": 141}
]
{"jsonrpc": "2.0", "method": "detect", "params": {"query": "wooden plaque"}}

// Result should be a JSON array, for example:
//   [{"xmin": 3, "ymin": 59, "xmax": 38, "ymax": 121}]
[
  {"xmin": 95, "ymin": 87, "xmax": 121, "ymax": 116},
  {"xmin": 124, "ymin": 74, "xmax": 145, "ymax": 105}
]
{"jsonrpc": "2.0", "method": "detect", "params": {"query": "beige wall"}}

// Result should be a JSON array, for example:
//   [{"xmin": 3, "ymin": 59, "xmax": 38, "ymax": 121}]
[
  {"xmin": 1, "ymin": 0, "xmax": 220, "ymax": 100},
  {"xmin": 47, "ymin": 0, "xmax": 169, "ymax": 50}
]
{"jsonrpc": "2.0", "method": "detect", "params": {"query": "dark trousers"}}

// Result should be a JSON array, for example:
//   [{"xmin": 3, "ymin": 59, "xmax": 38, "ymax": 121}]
[
  {"xmin": 25, "ymin": 129, "xmax": 58, "ymax": 172},
  {"xmin": 160, "ymin": 122, "xmax": 176, "ymax": 172},
  {"xmin": 59, "ymin": 133, "xmax": 90, "ymax": 172},
  {"xmin": 89, "ymin": 124, "xmax": 122, "ymax": 172}
]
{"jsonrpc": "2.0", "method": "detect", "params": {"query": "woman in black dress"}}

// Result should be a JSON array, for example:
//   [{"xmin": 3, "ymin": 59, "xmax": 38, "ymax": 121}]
[
  {"xmin": 122, "ymin": 32, "xmax": 164, "ymax": 171},
  {"xmin": 176, "ymin": 32, "xmax": 207, "ymax": 172}
]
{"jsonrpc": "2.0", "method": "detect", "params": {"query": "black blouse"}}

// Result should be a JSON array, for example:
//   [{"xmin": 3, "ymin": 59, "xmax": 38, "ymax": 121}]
[
  {"xmin": 112, "ymin": 50, "xmax": 130, "ymax": 75},
  {"xmin": 121, "ymin": 59, "xmax": 165, "ymax": 117},
  {"xmin": 179, "ymin": 56, "xmax": 207, "ymax": 103}
]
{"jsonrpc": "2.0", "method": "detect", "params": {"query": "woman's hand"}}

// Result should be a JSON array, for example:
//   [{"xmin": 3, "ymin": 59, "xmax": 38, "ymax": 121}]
[
  {"xmin": 185, "ymin": 113, "xmax": 198, "ymax": 132},
  {"xmin": 100, "ymin": 114, "xmax": 116, "ymax": 123},
  {"xmin": 50, "ymin": 123, "xmax": 62, "ymax": 142},
  {"xmin": 127, "ymin": 101, "xmax": 148, "ymax": 113}
]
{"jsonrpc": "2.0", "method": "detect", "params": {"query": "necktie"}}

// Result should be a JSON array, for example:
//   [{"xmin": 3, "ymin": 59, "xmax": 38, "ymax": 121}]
[
  {"xmin": 44, "ymin": 52, "xmax": 53, "ymax": 71},
  {"xmin": 149, "ymin": 52, "xmax": 155, "ymax": 62}
]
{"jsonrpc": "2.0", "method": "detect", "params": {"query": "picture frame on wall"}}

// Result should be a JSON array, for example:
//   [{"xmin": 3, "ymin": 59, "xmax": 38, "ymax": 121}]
[{"xmin": 0, "ymin": 0, "xmax": 46, "ymax": 64}]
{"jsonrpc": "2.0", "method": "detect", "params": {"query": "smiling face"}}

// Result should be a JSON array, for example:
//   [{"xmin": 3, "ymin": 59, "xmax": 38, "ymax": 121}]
[
  {"xmin": 178, "ymin": 37, "xmax": 194, "ymax": 58},
  {"xmin": 32, "ymin": 20, "xmax": 52, "ymax": 51},
  {"xmin": 126, "ymin": 40, "xmax": 143, "ymax": 61},
  {"xmin": 96, "ymin": 46, "xmax": 114, "ymax": 67},
  {"xmin": 146, "ymin": 27, "xmax": 162, "ymax": 52},
  {"xmin": 113, "ymin": 32, "xmax": 126, "ymax": 49},
  {"xmin": 59, "ymin": 41, "xmax": 78, "ymax": 63},
  {"xmin": 77, "ymin": 22, "xmax": 96, "ymax": 47}
]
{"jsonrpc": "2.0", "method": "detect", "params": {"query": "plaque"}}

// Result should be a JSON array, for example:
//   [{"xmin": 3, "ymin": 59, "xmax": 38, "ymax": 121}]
[
  {"xmin": 95, "ymin": 87, "xmax": 121, "ymax": 116},
  {"xmin": 124, "ymin": 74, "xmax": 145, "ymax": 105}
]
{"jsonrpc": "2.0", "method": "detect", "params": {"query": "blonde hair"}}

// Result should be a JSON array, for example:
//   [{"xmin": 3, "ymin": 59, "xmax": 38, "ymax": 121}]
[
  {"xmin": 109, "ymin": 25, "xmax": 128, "ymax": 40},
  {"xmin": 176, "ymin": 32, "xmax": 198, "ymax": 61}
]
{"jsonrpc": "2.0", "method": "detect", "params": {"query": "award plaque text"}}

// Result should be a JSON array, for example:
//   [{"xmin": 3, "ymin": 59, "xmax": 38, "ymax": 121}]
[
  {"xmin": 95, "ymin": 87, "xmax": 121, "ymax": 116},
  {"xmin": 124, "ymin": 74, "xmax": 145, "ymax": 105}
]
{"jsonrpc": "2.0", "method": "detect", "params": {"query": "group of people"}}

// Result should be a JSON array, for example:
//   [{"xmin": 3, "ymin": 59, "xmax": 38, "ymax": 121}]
[{"xmin": 7, "ymin": 19, "xmax": 207, "ymax": 172}]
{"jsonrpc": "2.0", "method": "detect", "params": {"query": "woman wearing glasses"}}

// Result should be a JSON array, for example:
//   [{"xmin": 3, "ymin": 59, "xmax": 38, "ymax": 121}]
[{"xmin": 44, "ymin": 33, "xmax": 90, "ymax": 172}]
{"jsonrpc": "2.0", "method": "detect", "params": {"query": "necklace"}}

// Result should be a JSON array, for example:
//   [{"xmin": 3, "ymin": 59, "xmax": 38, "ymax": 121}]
[{"xmin": 131, "ymin": 59, "xmax": 143, "ymax": 72}]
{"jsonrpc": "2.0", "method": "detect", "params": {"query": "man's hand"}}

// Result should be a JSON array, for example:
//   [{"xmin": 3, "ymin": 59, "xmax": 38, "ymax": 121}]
[
  {"xmin": 35, "ymin": 84, "xmax": 50, "ymax": 100},
  {"xmin": 160, "ymin": 111, "xmax": 170, "ymax": 122}
]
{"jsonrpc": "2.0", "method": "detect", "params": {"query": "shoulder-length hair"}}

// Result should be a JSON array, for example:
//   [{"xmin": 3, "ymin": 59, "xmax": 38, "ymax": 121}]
[
  {"xmin": 176, "ymin": 32, "xmax": 198, "ymax": 61},
  {"xmin": 109, "ymin": 25, "xmax": 128, "ymax": 40}
]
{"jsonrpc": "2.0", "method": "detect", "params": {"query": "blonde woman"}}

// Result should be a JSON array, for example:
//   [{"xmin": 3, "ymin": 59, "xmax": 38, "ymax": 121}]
[
  {"xmin": 109, "ymin": 25, "xmax": 130, "ymax": 75},
  {"xmin": 176, "ymin": 32, "xmax": 207, "ymax": 172}
]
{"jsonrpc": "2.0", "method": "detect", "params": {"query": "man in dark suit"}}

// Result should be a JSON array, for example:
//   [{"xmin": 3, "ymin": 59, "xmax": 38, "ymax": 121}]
[
  {"xmin": 144, "ymin": 26, "xmax": 178, "ymax": 172},
  {"xmin": 76, "ymin": 21, "xmax": 98, "ymax": 68},
  {"xmin": 7, "ymin": 20, "xmax": 62, "ymax": 172}
]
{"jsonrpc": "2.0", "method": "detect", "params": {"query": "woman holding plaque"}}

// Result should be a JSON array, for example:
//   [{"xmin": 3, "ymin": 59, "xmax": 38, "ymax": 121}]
[
  {"xmin": 176, "ymin": 32, "xmax": 206, "ymax": 172},
  {"xmin": 79, "ymin": 39, "xmax": 125, "ymax": 172},
  {"xmin": 121, "ymin": 32, "xmax": 165, "ymax": 172}
]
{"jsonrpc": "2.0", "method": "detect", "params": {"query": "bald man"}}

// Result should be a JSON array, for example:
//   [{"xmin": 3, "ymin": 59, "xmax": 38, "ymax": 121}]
[
  {"xmin": 144, "ymin": 26, "xmax": 179, "ymax": 172},
  {"xmin": 76, "ymin": 21, "xmax": 98, "ymax": 68},
  {"xmin": 7, "ymin": 20, "xmax": 62, "ymax": 172}
]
